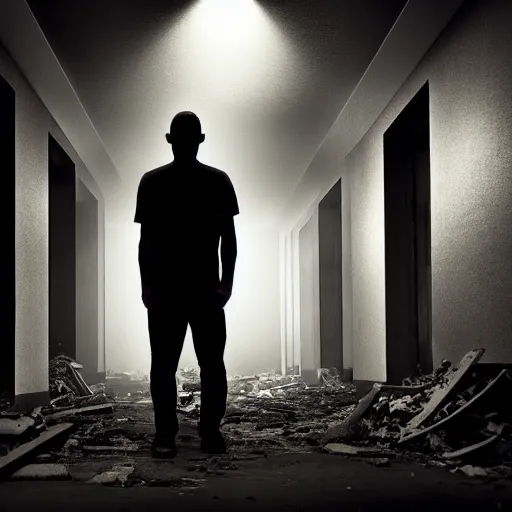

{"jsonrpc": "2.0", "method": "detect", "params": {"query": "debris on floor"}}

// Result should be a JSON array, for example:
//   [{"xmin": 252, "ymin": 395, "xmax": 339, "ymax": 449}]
[
  {"xmin": 0, "ymin": 404, "xmax": 48, "ymax": 456},
  {"xmin": 4, "ymin": 365, "xmax": 356, "ymax": 487},
  {"xmin": 49, "ymin": 356, "xmax": 93, "ymax": 399},
  {"xmin": 322, "ymin": 349, "xmax": 512, "ymax": 479},
  {"xmin": 86, "ymin": 463, "xmax": 134, "ymax": 486},
  {"xmin": 10, "ymin": 463, "xmax": 71, "ymax": 481}
]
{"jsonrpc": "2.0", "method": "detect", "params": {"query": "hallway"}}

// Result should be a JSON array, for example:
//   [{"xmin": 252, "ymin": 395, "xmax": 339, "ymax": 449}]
[{"xmin": 1, "ymin": 0, "xmax": 512, "ymax": 508}]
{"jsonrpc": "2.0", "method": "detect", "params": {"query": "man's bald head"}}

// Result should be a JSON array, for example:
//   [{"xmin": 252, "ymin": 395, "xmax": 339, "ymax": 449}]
[
  {"xmin": 170, "ymin": 111, "xmax": 202, "ymax": 137},
  {"xmin": 166, "ymin": 111, "xmax": 205, "ymax": 161}
]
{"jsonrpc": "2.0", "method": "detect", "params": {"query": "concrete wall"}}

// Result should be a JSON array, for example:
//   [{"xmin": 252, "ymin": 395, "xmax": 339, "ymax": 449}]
[
  {"xmin": 76, "ymin": 180, "xmax": 101, "ymax": 383},
  {"xmin": 0, "ymin": 42, "xmax": 105, "ymax": 399},
  {"xmin": 299, "ymin": 212, "xmax": 321, "ymax": 384},
  {"xmin": 318, "ymin": 185, "xmax": 343, "ymax": 372},
  {"xmin": 347, "ymin": 0, "xmax": 512, "ymax": 381}
]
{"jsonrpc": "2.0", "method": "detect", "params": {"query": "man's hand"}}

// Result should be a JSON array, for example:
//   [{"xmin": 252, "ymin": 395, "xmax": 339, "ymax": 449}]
[
  {"xmin": 142, "ymin": 285, "xmax": 157, "ymax": 309},
  {"xmin": 214, "ymin": 283, "xmax": 232, "ymax": 308}
]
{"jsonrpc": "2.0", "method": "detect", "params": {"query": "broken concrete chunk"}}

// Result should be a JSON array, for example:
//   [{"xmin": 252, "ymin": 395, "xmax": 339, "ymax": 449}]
[
  {"xmin": 87, "ymin": 464, "xmax": 134, "ymax": 486},
  {"xmin": 0, "ymin": 416, "xmax": 35, "ymax": 436},
  {"xmin": 324, "ymin": 443, "xmax": 389, "ymax": 457},
  {"xmin": 11, "ymin": 464, "xmax": 70, "ymax": 481},
  {"xmin": 452, "ymin": 465, "xmax": 489, "ymax": 478}
]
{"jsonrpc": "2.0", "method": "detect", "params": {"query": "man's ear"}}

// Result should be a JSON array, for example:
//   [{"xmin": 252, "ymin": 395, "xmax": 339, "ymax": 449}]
[
  {"xmin": 165, "ymin": 133, "xmax": 172, "ymax": 144},
  {"xmin": 199, "ymin": 133, "xmax": 205, "ymax": 144}
]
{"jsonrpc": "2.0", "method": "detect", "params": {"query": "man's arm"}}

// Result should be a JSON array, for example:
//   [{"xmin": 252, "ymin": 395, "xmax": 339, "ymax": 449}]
[
  {"xmin": 134, "ymin": 175, "xmax": 154, "ymax": 290},
  {"xmin": 219, "ymin": 215, "xmax": 237, "ymax": 293},
  {"xmin": 138, "ymin": 225, "xmax": 155, "ymax": 288}
]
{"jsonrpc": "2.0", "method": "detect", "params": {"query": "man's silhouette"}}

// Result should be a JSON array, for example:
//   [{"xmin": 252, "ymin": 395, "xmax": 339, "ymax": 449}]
[{"xmin": 134, "ymin": 111, "xmax": 239, "ymax": 458}]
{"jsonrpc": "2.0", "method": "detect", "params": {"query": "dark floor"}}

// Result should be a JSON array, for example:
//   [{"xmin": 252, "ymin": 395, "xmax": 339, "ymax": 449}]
[
  {"xmin": 1, "ymin": 398, "xmax": 511, "ymax": 511},
  {"xmin": 0, "ymin": 449, "xmax": 511, "ymax": 512}
]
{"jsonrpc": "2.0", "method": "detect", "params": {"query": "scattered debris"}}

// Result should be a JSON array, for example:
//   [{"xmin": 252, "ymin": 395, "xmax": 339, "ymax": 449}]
[
  {"xmin": 405, "ymin": 349, "xmax": 484, "ymax": 430},
  {"xmin": 321, "ymin": 349, "xmax": 512, "ymax": 479},
  {"xmin": 87, "ymin": 464, "xmax": 134, "ymax": 486},
  {"xmin": 399, "ymin": 369, "xmax": 509, "ymax": 444},
  {"xmin": 452, "ymin": 465, "xmax": 490, "ymax": 478},
  {"xmin": 0, "ymin": 416, "xmax": 35, "ymax": 436},
  {"xmin": 49, "ymin": 355, "xmax": 93, "ymax": 399},
  {"xmin": 324, "ymin": 443, "xmax": 393, "ymax": 457},
  {"xmin": 11, "ymin": 463, "xmax": 70, "ymax": 481},
  {"xmin": 45, "ymin": 403, "xmax": 114, "ymax": 421},
  {"xmin": 442, "ymin": 434, "xmax": 500, "ymax": 460},
  {"xmin": 0, "ymin": 423, "xmax": 74, "ymax": 480}
]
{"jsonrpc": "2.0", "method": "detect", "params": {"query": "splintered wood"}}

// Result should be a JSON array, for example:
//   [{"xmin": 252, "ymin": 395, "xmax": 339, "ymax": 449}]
[{"xmin": 405, "ymin": 349, "xmax": 484, "ymax": 431}]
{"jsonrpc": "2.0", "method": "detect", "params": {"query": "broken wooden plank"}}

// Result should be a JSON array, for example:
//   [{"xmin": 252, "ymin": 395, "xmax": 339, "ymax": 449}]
[
  {"xmin": 442, "ymin": 434, "xmax": 500, "ymax": 460},
  {"xmin": 269, "ymin": 383, "xmax": 301, "ymax": 391},
  {"xmin": 45, "ymin": 403, "xmax": 114, "ymax": 421},
  {"xmin": 406, "ymin": 349, "xmax": 484, "ymax": 430},
  {"xmin": 0, "ymin": 423, "xmax": 74, "ymax": 480},
  {"xmin": 324, "ymin": 442, "xmax": 395, "ymax": 457},
  {"xmin": 82, "ymin": 445, "xmax": 139, "ymax": 453},
  {"xmin": 399, "ymin": 369, "xmax": 509, "ymax": 444},
  {"xmin": 322, "ymin": 383, "xmax": 382, "ymax": 444},
  {"xmin": 378, "ymin": 383, "xmax": 430, "ymax": 395}
]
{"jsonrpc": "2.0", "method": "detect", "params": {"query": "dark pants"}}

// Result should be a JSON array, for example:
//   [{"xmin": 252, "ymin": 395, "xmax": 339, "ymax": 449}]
[{"xmin": 147, "ymin": 297, "xmax": 227, "ymax": 437}]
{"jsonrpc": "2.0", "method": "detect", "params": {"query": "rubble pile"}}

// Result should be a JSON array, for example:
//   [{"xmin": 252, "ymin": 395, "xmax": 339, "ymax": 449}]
[
  {"xmin": 324, "ymin": 349, "xmax": 512, "ymax": 478},
  {"xmin": 223, "ymin": 382, "xmax": 357, "ymax": 451},
  {"xmin": 44, "ymin": 356, "xmax": 109, "ymax": 414},
  {"xmin": 0, "ymin": 407, "xmax": 47, "ymax": 456}
]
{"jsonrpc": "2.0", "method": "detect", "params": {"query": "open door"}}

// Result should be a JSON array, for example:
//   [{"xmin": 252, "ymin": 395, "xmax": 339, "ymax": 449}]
[
  {"xmin": 0, "ymin": 74, "xmax": 15, "ymax": 405},
  {"xmin": 384, "ymin": 82, "xmax": 432, "ymax": 384}
]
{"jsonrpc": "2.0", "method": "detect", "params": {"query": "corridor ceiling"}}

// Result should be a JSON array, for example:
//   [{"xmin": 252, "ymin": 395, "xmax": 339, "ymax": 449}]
[{"xmin": 28, "ymin": 0, "xmax": 407, "ymax": 221}]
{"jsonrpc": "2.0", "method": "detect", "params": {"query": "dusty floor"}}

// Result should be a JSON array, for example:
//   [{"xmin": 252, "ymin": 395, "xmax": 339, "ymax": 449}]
[{"xmin": 1, "ymin": 402, "xmax": 512, "ymax": 511}]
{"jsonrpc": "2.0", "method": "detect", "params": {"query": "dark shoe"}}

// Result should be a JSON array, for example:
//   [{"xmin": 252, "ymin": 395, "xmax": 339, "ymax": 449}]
[
  {"xmin": 200, "ymin": 430, "xmax": 226, "ymax": 454},
  {"xmin": 151, "ymin": 435, "xmax": 177, "ymax": 458}
]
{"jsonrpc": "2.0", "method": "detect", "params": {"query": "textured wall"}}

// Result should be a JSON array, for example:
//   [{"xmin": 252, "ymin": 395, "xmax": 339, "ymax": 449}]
[
  {"xmin": 0, "ymin": 43, "xmax": 105, "ymax": 395},
  {"xmin": 347, "ymin": 0, "xmax": 512, "ymax": 381},
  {"xmin": 76, "ymin": 181, "xmax": 100, "ymax": 383}
]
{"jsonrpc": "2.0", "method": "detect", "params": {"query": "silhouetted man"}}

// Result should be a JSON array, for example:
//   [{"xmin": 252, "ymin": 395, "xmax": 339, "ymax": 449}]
[{"xmin": 134, "ymin": 111, "xmax": 239, "ymax": 458}]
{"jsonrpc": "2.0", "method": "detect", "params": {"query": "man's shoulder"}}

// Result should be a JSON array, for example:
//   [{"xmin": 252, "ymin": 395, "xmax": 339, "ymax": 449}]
[
  {"xmin": 140, "ymin": 163, "xmax": 173, "ymax": 184},
  {"xmin": 198, "ymin": 162, "xmax": 230, "ymax": 182}
]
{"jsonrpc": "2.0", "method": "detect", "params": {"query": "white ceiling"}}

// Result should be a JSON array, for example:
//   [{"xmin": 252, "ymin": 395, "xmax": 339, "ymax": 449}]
[{"xmin": 29, "ymin": 0, "xmax": 407, "ymax": 221}]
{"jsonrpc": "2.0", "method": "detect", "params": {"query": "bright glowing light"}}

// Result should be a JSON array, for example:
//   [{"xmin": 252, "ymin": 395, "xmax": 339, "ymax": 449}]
[
  {"xmin": 153, "ymin": 0, "xmax": 301, "ymax": 106},
  {"xmin": 196, "ymin": 0, "xmax": 261, "ymax": 47}
]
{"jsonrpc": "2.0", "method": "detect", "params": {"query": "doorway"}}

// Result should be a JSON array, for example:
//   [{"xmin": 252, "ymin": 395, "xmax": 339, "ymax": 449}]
[
  {"xmin": 318, "ymin": 179, "xmax": 343, "ymax": 373},
  {"xmin": 0, "ymin": 74, "xmax": 15, "ymax": 403},
  {"xmin": 384, "ymin": 82, "xmax": 432, "ymax": 384},
  {"xmin": 49, "ymin": 135, "xmax": 76, "ymax": 360}
]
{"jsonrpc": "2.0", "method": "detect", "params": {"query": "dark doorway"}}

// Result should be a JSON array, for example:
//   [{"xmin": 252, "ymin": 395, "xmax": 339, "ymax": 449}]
[
  {"xmin": 384, "ymin": 82, "xmax": 432, "ymax": 384},
  {"xmin": 49, "ymin": 135, "xmax": 76, "ymax": 360},
  {"xmin": 318, "ymin": 180, "xmax": 343, "ymax": 373},
  {"xmin": 0, "ymin": 74, "xmax": 15, "ymax": 402}
]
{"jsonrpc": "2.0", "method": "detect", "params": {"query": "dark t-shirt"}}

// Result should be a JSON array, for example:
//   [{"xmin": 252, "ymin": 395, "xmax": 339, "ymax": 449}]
[{"xmin": 134, "ymin": 161, "xmax": 239, "ymax": 295}]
